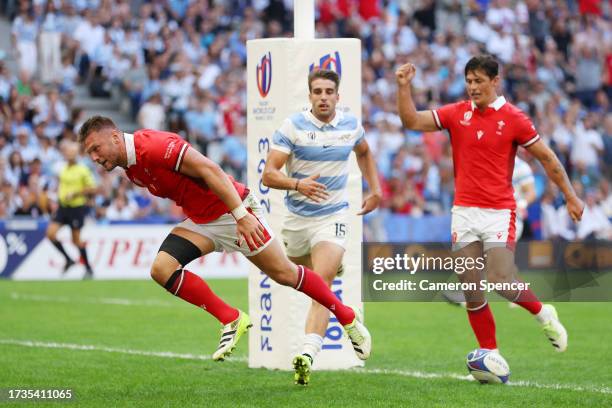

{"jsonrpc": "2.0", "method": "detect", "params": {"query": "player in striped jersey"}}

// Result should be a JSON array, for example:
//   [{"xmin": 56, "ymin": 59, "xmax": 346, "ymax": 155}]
[
  {"xmin": 512, "ymin": 155, "xmax": 536, "ymax": 240},
  {"xmin": 263, "ymin": 69, "xmax": 381, "ymax": 385}
]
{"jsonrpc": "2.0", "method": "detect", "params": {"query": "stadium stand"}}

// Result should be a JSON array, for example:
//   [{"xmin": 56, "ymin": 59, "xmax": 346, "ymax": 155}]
[{"xmin": 0, "ymin": 0, "xmax": 609, "ymax": 241}]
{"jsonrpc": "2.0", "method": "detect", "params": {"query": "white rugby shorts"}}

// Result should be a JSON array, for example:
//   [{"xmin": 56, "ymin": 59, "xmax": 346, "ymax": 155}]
[
  {"xmin": 281, "ymin": 210, "xmax": 349, "ymax": 257},
  {"xmin": 177, "ymin": 193, "xmax": 275, "ymax": 257},
  {"xmin": 451, "ymin": 206, "xmax": 517, "ymax": 252}
]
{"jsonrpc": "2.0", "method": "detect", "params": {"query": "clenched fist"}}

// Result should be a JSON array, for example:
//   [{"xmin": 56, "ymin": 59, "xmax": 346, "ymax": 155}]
[{"xmin": 396, "ymin": 63, "xmax": 417, "ymax": 86}]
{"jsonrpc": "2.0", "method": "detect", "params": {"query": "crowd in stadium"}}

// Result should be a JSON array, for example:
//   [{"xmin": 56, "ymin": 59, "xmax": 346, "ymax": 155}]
[{"xmin": 0, "ymin": 0, "xmax": 610, "ymax": 240}]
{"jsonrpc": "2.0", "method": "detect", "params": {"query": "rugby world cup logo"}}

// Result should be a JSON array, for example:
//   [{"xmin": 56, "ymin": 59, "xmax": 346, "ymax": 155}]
[
  {"xmin": 256, "ymin": 52, "xmax": 272, "ymax": 98},
  {"xmin": 460, "ymin": 111, "xmax": 472, "ymax": 126},
  {"xmin": 309, "ymin": 51, "xmax": 342, "ymax": 77}
]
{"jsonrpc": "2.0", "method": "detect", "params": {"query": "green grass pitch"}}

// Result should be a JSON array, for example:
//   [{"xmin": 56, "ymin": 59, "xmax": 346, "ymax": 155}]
[{"xmin": 1, "ymin": 279, "xmax": 611, "ymax": 407}]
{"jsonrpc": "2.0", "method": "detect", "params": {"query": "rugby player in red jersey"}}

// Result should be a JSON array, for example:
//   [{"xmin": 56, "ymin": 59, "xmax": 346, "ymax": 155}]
[
  {"xmin": 78, "ymin": 116, "xmax": 371, "ymax": 362},
  {"xmin": 396, "ymin": 55, "xmax": 584, "ymax": 360}
]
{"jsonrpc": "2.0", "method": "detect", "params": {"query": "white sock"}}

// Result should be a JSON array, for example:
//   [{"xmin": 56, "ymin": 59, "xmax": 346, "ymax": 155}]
[
  {"xmin": 535, "ymin": 304, "xmax": 551, "ymax": 324},
  {"xmin": 302, "ymin": 333, "xmax": 323, "ymax": 362}
]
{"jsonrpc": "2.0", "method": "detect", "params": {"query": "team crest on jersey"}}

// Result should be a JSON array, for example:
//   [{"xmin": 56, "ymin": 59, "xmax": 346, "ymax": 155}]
[
  {"xmin": 340, "ymin": 133, "xmax": 351, "ymax": 142},
  {"xmin": 477, "ymin": 130, "xmax": 484, "ymax": 140},
  {"xmin": 460, "ymin": 111, "xmax": 472, "ymax": 126},
  {"xmin": 307, "ymin": 131, "xmax": 316, "ymax": 141},
  {"xmin": 497, "ymin": 120, "xmax": 505, "ymax": 135}
]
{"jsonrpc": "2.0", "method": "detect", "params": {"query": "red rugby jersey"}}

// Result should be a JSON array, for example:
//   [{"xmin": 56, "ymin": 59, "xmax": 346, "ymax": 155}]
[
  {"xmin": 124, "ymin": 129, "xmax": 247, "ymax": 223},
  {"xmin": 432, "ymin": 96, "xmax": 539, "ymax": 210}
]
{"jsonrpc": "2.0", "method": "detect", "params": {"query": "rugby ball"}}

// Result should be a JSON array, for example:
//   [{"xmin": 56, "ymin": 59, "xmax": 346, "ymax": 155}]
[{"xmin": 466, "ymin": 349, "xmax": 510, "ymax": 384}]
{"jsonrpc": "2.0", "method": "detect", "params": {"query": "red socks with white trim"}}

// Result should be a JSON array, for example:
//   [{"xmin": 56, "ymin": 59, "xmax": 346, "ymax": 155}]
[
  {"xmin": 165, "ymin": 269, "xmax": 239, "ymax": 325},
  {"xmin": 295, "ymin": 265, "xmax": 355, "ymax": 326}
]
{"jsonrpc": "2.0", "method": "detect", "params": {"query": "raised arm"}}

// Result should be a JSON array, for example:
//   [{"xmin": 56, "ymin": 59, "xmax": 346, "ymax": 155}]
[{"xmin": 396, "ymin": 63, "xmax": 440, "ymax": 132}]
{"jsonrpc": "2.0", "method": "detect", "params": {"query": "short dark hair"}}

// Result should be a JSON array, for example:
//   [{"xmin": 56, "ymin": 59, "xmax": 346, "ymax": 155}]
[
  {"xmin": 464, "ymin": 54, "xmax": 499, "ymax": 79},
  {"xmin": 78, "ymin": 116, "xmax": 117, "ymax": 143},
  {"xmin": 308, "ymin": 69, "xmax": 340, "ymax": 92}
]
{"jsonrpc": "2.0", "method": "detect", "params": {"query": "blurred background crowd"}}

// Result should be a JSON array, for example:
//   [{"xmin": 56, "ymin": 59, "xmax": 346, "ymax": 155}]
[{"xmin": 0, "ymin": 0, "xmax": 610, "ymax": 241}]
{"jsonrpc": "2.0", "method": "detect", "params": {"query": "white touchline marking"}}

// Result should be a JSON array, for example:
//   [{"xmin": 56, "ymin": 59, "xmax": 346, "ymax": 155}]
[
  {"xmin": 8, "ymin": 292, "xmax": 177, "ymax": 307},
  {"xmin": 351, "ymin": 368, "xmax": 612, "ymax": 394},
  {"xmin": 1, "ymin": 339, "xmax": 611, "ymax": 395},
  {"xmin": 0, "ymin": 339, "xmax": 247, "ymax": 363}
]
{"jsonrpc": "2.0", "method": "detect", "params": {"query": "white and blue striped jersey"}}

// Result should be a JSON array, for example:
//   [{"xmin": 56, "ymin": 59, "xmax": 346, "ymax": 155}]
[
  {"xmin": 271, "ymin": 110, "xmax": 365, "ymax": 217},
  {"xmin": 512, "ymin": 157, "xmax": 534, "ymax": 203}
]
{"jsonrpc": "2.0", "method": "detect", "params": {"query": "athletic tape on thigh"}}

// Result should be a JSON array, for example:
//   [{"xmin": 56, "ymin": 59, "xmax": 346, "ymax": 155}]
[{"xmin": 158, "ymin": 233, "xmax": 202, "ymax": 266}]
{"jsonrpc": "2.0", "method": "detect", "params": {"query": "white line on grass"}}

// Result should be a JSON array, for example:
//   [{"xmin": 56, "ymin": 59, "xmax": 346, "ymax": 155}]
[
  {"xmin": 8, "ymin": 292, "xmax": 177, "ymax": 307},
  {"xmin": 355, "ymin": 368, "xmax": 612, "ymax": 395},
  {"xmin": 0, "ymin": 339, "xmax": 247, "ymax": 363},
  {"xmin": 1, "ymin": 339, "xmax": 611, "ymax": 395}
]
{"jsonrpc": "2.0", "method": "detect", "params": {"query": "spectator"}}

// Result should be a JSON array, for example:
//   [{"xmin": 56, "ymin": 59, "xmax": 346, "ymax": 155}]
[
  {"xmin": 540, "ymin": 187, "xmax": 575, "ymax": 240},
  {"xmin": 574, "ymin": 45, "xmax": 603, "ymax": 108},
  {"xmin": 12, "ymin": 128, "xmax": 39, "ymax": 163},
  {"xmin": 13, "ymin": 184, "xmax": 42, "ymax": 217},
  {"xmin": 0, "ymin": 62, "xmax": 12, "ymax": 101},
  {"xmin": 576, "ymin": 190, "xmax": 612, "ymax": 240},
  {"xmin": 6, "ymin": 150, "xmax": 27, "ymax": 188},
  {"xmin": 466, "ymin": 10, "xmax": 493, "ymax": 44},
  {"xmin": 121, "ymin": 55, "xmax": 148, "ymax": 117},
  {"xmin": 105, "ymin": 192, "xmax": 138, "ymax": 221},
  {"xmin": 0, "ymin": 0, "xmax": 608, "ymax": 235},
  {"xmin": 570, "ymin": 113, "xmax": 604, "ymax": 177},
  {"xmin": 137, "ymin": 93, "xmax": 166, "ymax": 130},
  {"xmin": 184, "ymin": 93, "xmax": 220, "ymax": 154},
  {"xmin": 12, "ymin": 8, "xmax": 39, "ymax": 77},
  {"xmin": 602, "ymin": 113, "xmax": 612, "ymax": 179}
]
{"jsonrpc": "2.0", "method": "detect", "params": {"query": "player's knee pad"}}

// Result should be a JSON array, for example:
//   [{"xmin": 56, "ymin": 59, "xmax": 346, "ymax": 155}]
[{"xmin": 158, "ymin": 233, "xmax": 202, "ymax": 267}]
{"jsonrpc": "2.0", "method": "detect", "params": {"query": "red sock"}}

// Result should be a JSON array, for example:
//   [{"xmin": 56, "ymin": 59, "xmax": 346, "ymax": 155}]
[
  {"xmin": 467, "ymin": 302, "xmax": 497, "ymax": 349},
  {"xmin": 295, "ymin": 265, "xmax": 355, "ymax": 325},
  {"xmin": 166, "ymin": 269, "xmax": 239, "ymax": 325},
  {"xmin": 513, "ymin": 287, "xmax": 543, "ymax": 315}
]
